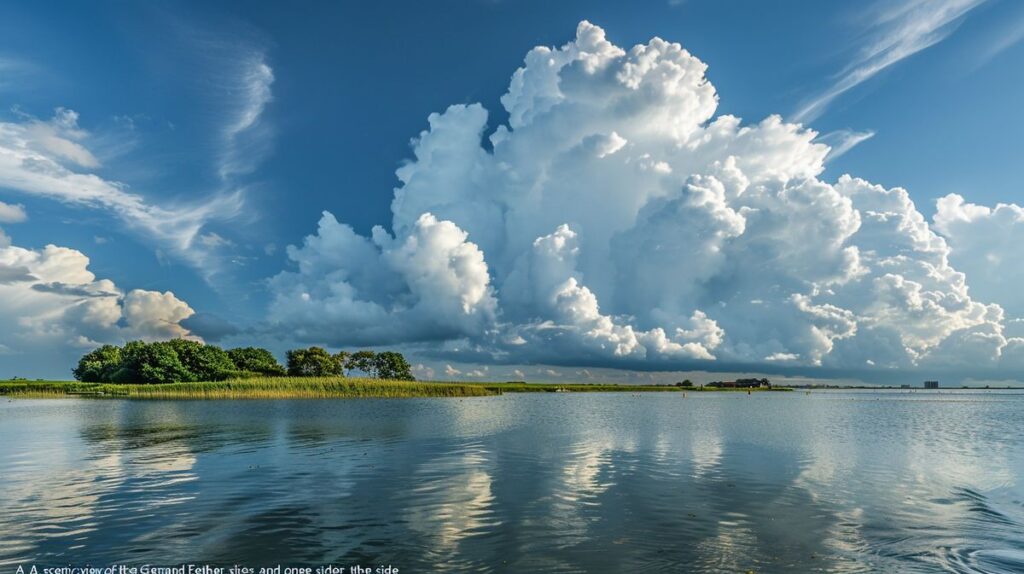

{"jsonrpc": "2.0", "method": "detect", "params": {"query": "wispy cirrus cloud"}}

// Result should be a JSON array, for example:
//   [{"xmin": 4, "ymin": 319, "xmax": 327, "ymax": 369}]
[
  {"xmin": 0, "ymin": 107, "xmax": 243, "ymax": 272},
  {"xmin": 794, "ymin": 0, "xmax": 989, "ymax": 123},
  {"xmin": 169, "ymin": 18, "xmax": 276, "ymax": 184},
  {"xmin": 971, "ymin": 11, "xmax": 1024, "ymax": 69},
  {"xmin": 0, "ymin": 56, "xmax": 35, "ymax": 92},
  {"xmin": 0, "ymin": 23, "xmax": 275, "ymax": 280},
  {"xmin": 218, "ymin": 53, "xmax": 274, "ymax": 181},
  {"xmin": 819, "ymin": 129, "xmax": 876, "ymax": 163}
]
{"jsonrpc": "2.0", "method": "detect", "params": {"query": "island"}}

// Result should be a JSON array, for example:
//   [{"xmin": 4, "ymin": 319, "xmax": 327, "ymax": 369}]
[{"xmin": 0, "ymin": 339, "xmax": 791, "ymax": 399}]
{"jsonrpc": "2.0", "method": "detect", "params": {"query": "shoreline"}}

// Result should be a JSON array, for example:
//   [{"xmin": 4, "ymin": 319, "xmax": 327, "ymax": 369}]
[{"xmin": 0, "ymin": 377, "xmax": 790, "ymax": 400}]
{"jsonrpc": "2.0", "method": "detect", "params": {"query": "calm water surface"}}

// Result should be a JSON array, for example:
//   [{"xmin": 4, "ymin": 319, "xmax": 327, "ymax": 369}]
[{"xmin": 2, "ymin": 391, "xmax": 1023, "ymax": 573}]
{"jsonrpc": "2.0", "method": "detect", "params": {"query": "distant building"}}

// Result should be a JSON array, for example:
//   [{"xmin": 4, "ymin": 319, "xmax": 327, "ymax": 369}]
[
  {"xmin": 707, "ymin": 378, "xmax": 771, "ymax": 389},
  {"xmin": 924, "ymin": 380, "xmax": 939, "ymax": 389}
]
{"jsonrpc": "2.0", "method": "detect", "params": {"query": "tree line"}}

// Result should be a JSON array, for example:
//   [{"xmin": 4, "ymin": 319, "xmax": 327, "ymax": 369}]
[{"xmin": 73, "ymin": 340, "xmax": 414, "ymax": 384}]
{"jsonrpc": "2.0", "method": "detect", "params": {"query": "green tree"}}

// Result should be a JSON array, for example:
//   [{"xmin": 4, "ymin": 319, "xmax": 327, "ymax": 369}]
[
  {"xmin": 113, "ymin": 341, "xmax": 193, "ymax": 384},
  {"xmin": 72, "ymin": 344, "xmax": 122, "ymax": 382},
  {"xmin": 167, "ymin": 339, "xmax": 236, "ymax": 381},
  {"xmin": 227, "ymin": 347, "xmax": 286, "ymax": 376},
  {"xmin": 286, "ymin": 347, "xmax": 344, "ymax": 377},
  {"xmin": 333, "ymin": 351, "xmax": 351, "ymax": 375},
  {"xmin": 345, "ymin": 350, "xmax": 377, "ymax": 377},
  {"xmin": 372, "ymin": 351, "xmax": 414, "ymax": 380}
]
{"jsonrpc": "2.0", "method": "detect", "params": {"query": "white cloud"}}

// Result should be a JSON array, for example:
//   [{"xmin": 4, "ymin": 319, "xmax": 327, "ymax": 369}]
[
  {"xmin": 0, "ymin": 56, "xmax": 35, "ymax": 93},
  {"xmin": 267, "ymin": 21, "xmax": 1020, "ymax": 377},
  {"xmin": 972, "ymin": 10, "xmax": 1024, "ymax": 69},
  {"xmin": 0, "ymin": 200, "xmax": 27, "ymax": 223},
  {"xmin": 268, "ymin": 211, "xmax": 496, "ymax": 346},
  {"xmin": 218, "ymin": 53, "xmax": 275, "ymax": 181},
  {"xmin": 820, "ymin": 129, "xmax": 876, "ymax": 163},
  {"xmin": 934, "ymin": 194, "xmax": 1024, "ymax": 318},
  {"xmin": 0, "ymin": 108, "xmax": 244, "ymax": 272},
  {"xmin": 794, "ymin": 0, "xmax": 988, "ymax": 122},
  {"xmin": 0, "ymin": 227, "xmax": 197, "ymax": 375}
]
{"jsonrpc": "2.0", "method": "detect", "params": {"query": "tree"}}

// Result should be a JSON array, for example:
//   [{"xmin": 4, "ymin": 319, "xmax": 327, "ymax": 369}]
[
  {"xmin": 227, "ymin": 347, "xmax": 286, "ymax": 376},
  {"xmin": 372, "ymin": 351, "xmax": 414, "ymax": 380},
  {"xmin": 286, "ymin": 347, "xmax": 344, "ymax": 377},
  {"xmin": 675, "ymin": 380, "xmax": 693, "ymax": 387},
  {"xmin": 345, "ymin": 350, "xmax": 377, "ymax": 377},
  {"xmin": 112, "ymin": 341, "xmax": 193, "ymax": 384},
  {"xmin": 72, "ymin": 345, "xmax": 122, "ymax": 382},
  {"xmin": 333, "ymin": 351, "xmax": 351, "ymax": 375},
  {"xmin": 167, "ymin": 339, "xmax": 235, "ymax": 381}
]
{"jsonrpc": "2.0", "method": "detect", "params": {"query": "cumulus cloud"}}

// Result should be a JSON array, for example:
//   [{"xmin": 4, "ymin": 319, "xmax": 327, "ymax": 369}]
[
  {"xmin": 0, "ymin": 227, "xmax": 198, "ymax": 374},
  {"xmin": 934, "ymin": 195, "xmax": 1024, "ymax": 319},
  {"xmin": 0, "ymin": 200, "xmax": 27, "ymax": 223},
  {"xmin": 267, "ymin": 21, "xmax": 1021, "ymax": 377},
  {"xmin": 268, "ymin": 211, "xmax": 496, "ymax": 346},
  {"xmin": 0, "ymin": 108, "xmax": 243, "ymax": 272}
]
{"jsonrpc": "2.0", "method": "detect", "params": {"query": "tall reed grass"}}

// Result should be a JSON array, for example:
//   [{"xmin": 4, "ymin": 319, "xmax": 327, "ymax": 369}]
[{"xmin": 0, "ymin": 377, "xmax": 495, "ymax": 399}]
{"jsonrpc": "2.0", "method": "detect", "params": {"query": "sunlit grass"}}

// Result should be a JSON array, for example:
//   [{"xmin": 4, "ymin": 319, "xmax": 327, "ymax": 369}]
[
  {"xmin": 0, "ymin": 377, "xmax": 495, "ymax": 399},
  {"xmin": 471, "ymin": 382, "xmax": 790, "ymax": 393},
  {"xmin": 0, "ymin": 377, "xmax": 791, "ymax": 399}
]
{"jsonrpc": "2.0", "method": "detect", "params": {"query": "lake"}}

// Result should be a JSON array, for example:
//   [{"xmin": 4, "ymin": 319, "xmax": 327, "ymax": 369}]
[{"xmin": 2, "ymin": 391, "xmax": 1023, "ymax": 573}]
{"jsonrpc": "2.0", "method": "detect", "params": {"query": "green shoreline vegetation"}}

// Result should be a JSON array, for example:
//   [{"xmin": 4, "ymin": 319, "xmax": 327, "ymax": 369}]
[
  {"xmin": 0, "ymin": 339, "xmax": 790, "ymax": 399},
  {"xmin": 0, "ymin": 377, "xmax": 789, "ymax": 399}
]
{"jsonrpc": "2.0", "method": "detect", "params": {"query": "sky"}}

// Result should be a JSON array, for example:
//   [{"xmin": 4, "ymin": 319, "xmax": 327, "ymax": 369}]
[{"xmin": 1, "ymin": 0, "xmax": 1023, "ymax": 384}]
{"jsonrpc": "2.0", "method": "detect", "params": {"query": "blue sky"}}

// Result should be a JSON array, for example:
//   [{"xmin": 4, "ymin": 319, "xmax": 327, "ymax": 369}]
[{"xmin": 2, "ymin": 0, "xmax": 1023, "ymax": 383}]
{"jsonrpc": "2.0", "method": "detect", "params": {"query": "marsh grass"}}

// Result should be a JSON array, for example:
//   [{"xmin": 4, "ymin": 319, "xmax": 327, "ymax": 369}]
[
  {"xmin": 473, "ymin": 382, "xmax": 789, "ymax": 392},
  {"xmin": 0, "ymin": 378, "xmax": 790, "ymax": 399},
  {"xmin": 475, "ymin": 382, "xmax": 683, "ymax": 393},
  {"xmin": 0, "ymin": 377, "xmax": 495, "ymax": 399}
]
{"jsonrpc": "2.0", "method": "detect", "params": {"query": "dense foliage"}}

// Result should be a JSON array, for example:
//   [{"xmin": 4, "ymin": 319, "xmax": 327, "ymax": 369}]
[
  {"xmin": 286, "ymin": 347, "xmax": 345, "ymax": 377},
  {"xmin": 227, "ymin": 347, "xmax": 287, "ymax": 376},
  {"xmin": 73, "ymin": 340, "xmax": 415, "ymax": 384},
  {"xmin": 372, "ymin": 351, "xmax": 415, "ymax": 380},
  {"xmin": 71, "ymin": 345, "xmax": 123, "ymax": 383},
  {"xmin": 114, "ymin": 340, "xmax": 194, "ymax": 384}
]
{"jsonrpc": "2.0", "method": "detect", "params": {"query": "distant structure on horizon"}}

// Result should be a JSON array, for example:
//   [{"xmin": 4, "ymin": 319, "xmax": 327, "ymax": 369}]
[
  {"xmin": 924, "ymin": 380, "xmax": 939, "ymax": 389},
  {"xmin": 707, "ymin": 378, "xmax": 771, "ymax": 389}
]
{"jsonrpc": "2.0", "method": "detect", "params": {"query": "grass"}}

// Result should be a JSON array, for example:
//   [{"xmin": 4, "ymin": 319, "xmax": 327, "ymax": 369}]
[
  {"xmin": 473, "ymin": 382, "xmax": 790, "ymax": 393},
  {"xmin": 475, "ymin": 382, "xmax": 683, "ymax": 393},
  {"xmin": 0, "ymin": 377, "xmax": 495, "ymax": 399},
  {"xmin": 0, "ymin": 378, "xmax": 791, "ymax": 400}
]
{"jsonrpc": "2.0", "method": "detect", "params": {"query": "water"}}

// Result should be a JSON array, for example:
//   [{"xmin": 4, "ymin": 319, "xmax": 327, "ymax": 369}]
[{"xmin": 2, "ymin": 391, "xmax": 1023, "ymax": 573}]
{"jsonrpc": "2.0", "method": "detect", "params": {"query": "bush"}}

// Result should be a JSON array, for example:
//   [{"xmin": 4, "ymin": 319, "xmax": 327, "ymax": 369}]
[
  {"xmin": 72, "ymin": 340, "xmax": 417, "ymax": 385},
  {"xmin": 345, "ymin": 350, "xmax": 377, "ymax": 376},
  {"xmin": 112, "ymin": 341, "xmax": 194, "ymax": 385},
  {"xmin": 72, "ymin": 345, "xmax": 122, "ymax": 382},
  {"xmin": 227, "ymin": 347, "xmax": 286, "ymax": 376},
  {"xmin": 167, "ymin": 339, "xmax": 236, "ymax": 381},
  {"xmin": 373, "ymin": 351, "xmax": 415, "ymax": 380},
  {"xmin": 286, "ymin": 347, "xmax": 344, "ymax": 377}
]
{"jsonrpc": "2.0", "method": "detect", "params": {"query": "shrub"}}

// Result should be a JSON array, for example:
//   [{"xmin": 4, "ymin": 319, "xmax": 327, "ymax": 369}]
[
  {"xmin": 227, "ymin": 347, "xmax": 286, "ymax": 376},
  {"xmin": 72, "ymin": 345, "xmax": 122, "ymax": 382},
  {"xmin": 373, "ymin": 351, "xmax": 414, "ymax": 380},
  {"xmin": 167, "ymin": 339, "xmax": 236, "ymax": 381},
  {"xmin": 286, "ymin": 347, "xmax": 344, "ymax": 377},
  {"xmin": 345, "ymin": 350, "xmax": 377, "ymax": 376},
  {"xmin": 112, "ymin": 340, "xmax": 193, "ymax": 384}
]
